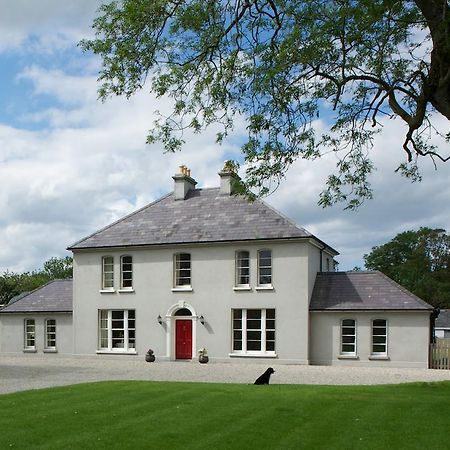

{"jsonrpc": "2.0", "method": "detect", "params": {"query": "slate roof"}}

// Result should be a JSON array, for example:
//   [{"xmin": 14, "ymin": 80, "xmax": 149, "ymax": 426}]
[
  {"xmin": 436, "ymin": 309, "xmax": 450, "ymax": 329},
  {"xmin": 68, "ymin": 188, "xmax": 338, "ymax": 254},
  {"xmin": 310, "ymin": 271, "xmax": 433, "ymax": 311},
  {"xmin": 0, "ymin": 279, "xmax": 73, "ymax": 313}
]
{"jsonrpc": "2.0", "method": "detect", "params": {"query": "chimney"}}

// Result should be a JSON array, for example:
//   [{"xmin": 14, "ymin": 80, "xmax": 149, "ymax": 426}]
[
  {"xmin": 172, "ymin": 165, "xmax": 197, "ymax": 200},
  {"xmin": 218, "ymin": 161, "xmax": 240, "ymax": 196}
]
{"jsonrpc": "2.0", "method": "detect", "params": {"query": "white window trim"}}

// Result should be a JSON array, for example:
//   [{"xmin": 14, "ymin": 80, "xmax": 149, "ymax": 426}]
[
  {"xmin": 171, "ymin": 287, "xmax": 193, "ymax": 292},
  {"xmin": 120, "ymin": 255, "xmax": 133, "ymax": 290},
  {"xmin": 371, "ymin": 318, "xmax": 388, "ymax": 357},
  {"xmin": 235, "ymin": 250, "xmax": 250, "ymax": 288},
  {"xmin": 340, "ymin": 318, "xmax": 357, "ymax": 357},
  {"xmin": 257, "ymin": 249, "xmax": 273, "ymax": 288},
  {"xmin": 231, "ymin": 308, "xmax": 276, "ymax": 357},
  {"xmin": 255, "ymin": 286, "xmax": 274, "ymax": 291},
  {"xmin": 24, "ymin": 318, "xmax": 36, "ymax": 351},
  {"xmin": 98, "ymin": 309, "xmax": 136, "ymax": 353},
  {"xmin": 44, "ymin": 318, "xmax": 57, "ymax": 351},
  {"xmin": 173, "ymin": 253, "xmax": 192, "ymax": 289},
  {"xmin": 102, "ymin": 255, "xmax": 115, "ymax": 291}
]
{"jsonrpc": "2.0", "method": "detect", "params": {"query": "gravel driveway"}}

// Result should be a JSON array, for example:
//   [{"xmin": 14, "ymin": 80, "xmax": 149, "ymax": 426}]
[{"xmin": 1, "ymin": 354, "xmax": 450, "ymax": 395}]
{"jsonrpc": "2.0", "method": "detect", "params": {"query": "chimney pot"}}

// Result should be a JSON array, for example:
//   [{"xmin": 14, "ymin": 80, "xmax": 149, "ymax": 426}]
[
  {"xmin": 173, "ymin": 166, "xmax": 197, "ymax": 200},
  {"xmin": 218, "ymin": 161, "xmax": 240, "ymax": 196}
]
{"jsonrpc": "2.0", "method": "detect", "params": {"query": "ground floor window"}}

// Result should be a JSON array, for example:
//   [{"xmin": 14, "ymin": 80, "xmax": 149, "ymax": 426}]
[
  {"xmin": 24, "ymin": 319, "xmax": 36, "ymax": 350},
  {"xmin": 45, "ymin": 319, "xmax": 56, "ymax": 350},
  {"xmin": 99, "ymin": 310, "xmax": 136, "ymax": 352},
  {"xmin": 232, "ymin": 308, "xmax": 275, "ymax": 355},
  {"xmin": 371, "ymin": 319, "xmax": 387, "ymax": 355},
  {"xmin": 340, "ymin": 319, "xmax": 356, "ymax": 355}
]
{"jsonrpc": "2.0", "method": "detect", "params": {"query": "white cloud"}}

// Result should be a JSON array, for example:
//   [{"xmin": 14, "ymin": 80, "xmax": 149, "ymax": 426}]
[
  {"xmin": 0, "ymin": 0, "xmax": 101, "ymax": 53},
  {"xmin": 0, "ymin": 64, "xmax": 245, "ymax": 272},
  {"xmin": 1, "ymin": 4, "xmax": 450, "ymax": 275}
]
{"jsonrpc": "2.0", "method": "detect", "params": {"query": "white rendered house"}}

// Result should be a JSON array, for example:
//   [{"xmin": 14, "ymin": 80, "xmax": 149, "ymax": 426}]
[{"xmin": 0, "ymin": 166, "xmax": 433, "ymax": 368}]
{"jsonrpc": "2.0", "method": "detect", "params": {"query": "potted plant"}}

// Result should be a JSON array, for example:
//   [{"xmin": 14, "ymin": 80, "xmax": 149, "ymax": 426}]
[
  {"xmin": 198, "ymin": 348, "xmax": 209, "ymax": 364},
  {"xmin": 145, "ymin": 348, "xmax": 155, "ymax": 362}
]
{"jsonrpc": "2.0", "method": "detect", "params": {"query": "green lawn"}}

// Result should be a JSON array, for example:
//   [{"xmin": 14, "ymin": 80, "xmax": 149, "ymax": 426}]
[{"xmin": 1, "ymin": 381, "xmax": 450, "ymax": 449}]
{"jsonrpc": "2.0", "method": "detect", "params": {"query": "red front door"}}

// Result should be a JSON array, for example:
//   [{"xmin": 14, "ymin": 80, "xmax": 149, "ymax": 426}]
[{"xmin": 176, "ymin": 320, "xmax": 192, "ymax": 359}]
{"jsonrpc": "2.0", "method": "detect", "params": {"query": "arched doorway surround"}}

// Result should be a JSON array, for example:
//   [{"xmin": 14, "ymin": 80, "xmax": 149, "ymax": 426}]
[{"xmin": 165, "ymin": 301, "xmax": 200, "ymax": 360}]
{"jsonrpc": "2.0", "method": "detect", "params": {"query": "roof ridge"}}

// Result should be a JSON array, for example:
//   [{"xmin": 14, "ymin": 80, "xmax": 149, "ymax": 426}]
[{"xmin": 67, "ymin": 192, "xmax": 173, "ymax": 250}]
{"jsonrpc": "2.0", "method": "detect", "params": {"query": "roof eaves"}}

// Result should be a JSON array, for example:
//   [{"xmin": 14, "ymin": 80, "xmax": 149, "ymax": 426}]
[
  {"xmin": 0, "ymin": 310, "xmax": 73, "ymax": 314},
  {"xmin": 309, "ymin": 308, "xmax": 433, "ymax": 312},
  {"xmin": 67, "ymin": 235, "xmax": 324, "ymax": 251},
  {"xmin": 375, "ymin": 270, "xmax": 433, "ymax": 309},
  {"xmin": 257, "ymin": 198, "xmax": 339, "ymax": 256}
]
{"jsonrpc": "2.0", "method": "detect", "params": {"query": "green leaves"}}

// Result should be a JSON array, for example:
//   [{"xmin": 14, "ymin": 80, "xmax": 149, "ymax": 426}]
[
  {"xmin": 81, "ymin": 0, "xmax": 449, "ymax": 208},
  {"xmin": 0, "ymin": 257, "xmax": 73, "ymax": 305},
  {"xmin": 364, "ymin": 228, "xmax": 450, "ymax": 308}
]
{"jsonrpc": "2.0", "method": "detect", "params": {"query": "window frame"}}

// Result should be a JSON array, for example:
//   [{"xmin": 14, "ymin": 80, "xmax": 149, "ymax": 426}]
[
  {"xmin": 24, "ymin": 318, "xmax": 36, "ymax": 350},
  {"xmin": 231, "ymin": 308, "xmax": 276, "ymax": 356},
  {"xmin": 45, "ymin": 318, "xmax": 57, "ymax": 350},
  {"xmin": 340, "ymin": 318, "xmax": 357, "ymax": 356},
  {"xmin": 120, "ymin": 255, "xmax": 133, "ymax": 290},
  {"xmin": 98, "ymin": 309, "xmax": 136, "ymax": 353},
  {"xmin": 102, "ymin": 256, "xmax": 115, "ymax": 291},
  {"xmin": 235, "ymin": 250, "xmax": 250, "ymax": 287},
  {"xmin": 371, "ymin": 318, "xmax": 388, "ymax": 356},
  {"xmin": 174, "ymin": 253, "xmax": 192, "ymax": 288},
  {"xmin": 257, "ymin": 249, "xmax": 273, "ymax": 287}
]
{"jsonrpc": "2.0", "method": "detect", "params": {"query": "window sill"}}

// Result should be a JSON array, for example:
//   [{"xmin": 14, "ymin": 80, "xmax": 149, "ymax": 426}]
[
  {"xmin": 229, "ymin": 352, "xmax": 277, "ymax": 358},
  {"xmin": 233, "ymin": 286, "xmax": 252, "ymax": 291},
  {"xmin": 96, "ymin": 350, "xmax": 137, "ymax": 355},
  {"xmin": 118, "ymin": 289, "xmax": 135, "ymax": 293},
  {"xmin": 23, "ymin": 349, "xmax": 37, "ymax": 353},
  {"xmin": 255, "ymin": 285, "xmax": 274, "ymax": 291},
  {"xmin": 99, "ymin": 289, "xmax": 115, "ymax": 294},
  {"xmin": 44, "ymin": 349, "xmax": 58, "ymax": 353},
  {"xmin": 338, "ymin": 354, "xmax": 359, "ymax": 360},
  {"xmin": 172, "ymin": 287, "xmax": 193, "ymax": 292},
  {"xmin": 369, "ymin": 355, "xmax": 390, "ymax": 361}
]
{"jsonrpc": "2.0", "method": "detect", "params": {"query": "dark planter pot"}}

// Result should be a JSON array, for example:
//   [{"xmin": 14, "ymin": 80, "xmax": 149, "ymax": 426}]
[
  {"xmin": 145, "ymin": 354, "xmax": 155, "ymax": 363},
  {"xmin": 199, "ymin": 355, "xmax": 209, "ymax": 364}
]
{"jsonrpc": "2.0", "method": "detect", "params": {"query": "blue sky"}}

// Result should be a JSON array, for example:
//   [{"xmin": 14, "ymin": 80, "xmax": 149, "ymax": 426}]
[{"xmin": 0, "ymin": 1, "xmax": 449, "ymax": 273}]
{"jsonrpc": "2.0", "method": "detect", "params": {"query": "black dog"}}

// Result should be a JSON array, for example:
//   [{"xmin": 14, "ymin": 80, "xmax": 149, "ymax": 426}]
[{"xmin": 254, "ymin": 367, "xmax": 275, "ymax": 385}]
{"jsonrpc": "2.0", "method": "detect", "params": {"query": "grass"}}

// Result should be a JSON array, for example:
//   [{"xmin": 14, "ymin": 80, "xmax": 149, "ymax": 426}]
[{"xmin": 1, "ymin": 381, "xmax": 450, "ymax": 449}]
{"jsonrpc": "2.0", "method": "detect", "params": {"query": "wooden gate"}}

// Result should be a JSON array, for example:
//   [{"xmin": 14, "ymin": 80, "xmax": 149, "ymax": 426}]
[{"xmin": 429, "ymin": 342, "xmax": 450, "ymax": 369}]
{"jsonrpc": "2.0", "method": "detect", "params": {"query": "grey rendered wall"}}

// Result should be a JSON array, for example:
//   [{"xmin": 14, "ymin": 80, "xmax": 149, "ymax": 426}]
[
  {"xmin": 309, "ymin": 311, "xmax": 430, "ymax": 368},
  {"xmin": 0, "ymin": 313, "xmax": 73, "ymax": 354},
  {"xmin": 73, "ymin": 240, "xmax": 317, "ymax": 363}
]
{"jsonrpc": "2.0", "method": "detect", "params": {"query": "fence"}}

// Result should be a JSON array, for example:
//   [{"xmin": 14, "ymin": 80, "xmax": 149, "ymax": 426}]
[{"xmin": 429, "ymin": 341, "xmax": 450, "ymax": 370}]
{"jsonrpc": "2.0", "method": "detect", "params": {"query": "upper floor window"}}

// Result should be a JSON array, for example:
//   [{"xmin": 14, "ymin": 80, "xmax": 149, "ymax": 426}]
[
  {"xmin": 235, "ymin": 251, "xmax": 250, "ymax": 286},
  {"xmin": 102, "ymin": 256, "xmax": 114, "ymax": 290},
  {"xmin": 24, "ymin": 319, "xmax": 35, "ymax": 350},
  {"xmin": 372, "ymin": 319, "xmax": 387, "ymax": 356},
  {"xmin": 45, "ymin": 319, "xmax": 56, "ymax": 350},
  {"xmin": 120, "ymin": 255, "xmax": 133, "ymax": 290},
  {"xmin": 174, "ymin": 253, "xmax": 191, "ymax": 287},
  {"xmin": 341, "ymin": 319, "xmax": 356, "ymax": 355},
  {"xmin": 258, "ymin": 249, "xmax": 272, "ymax": 286}
]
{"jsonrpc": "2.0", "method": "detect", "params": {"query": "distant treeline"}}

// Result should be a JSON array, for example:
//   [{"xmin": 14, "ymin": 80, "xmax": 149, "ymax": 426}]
[{"xmin": 0, "ymin": 256, "xmax": 72, "ymax": 305}]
